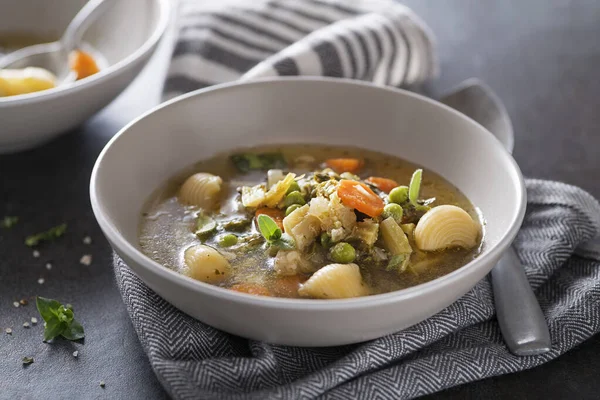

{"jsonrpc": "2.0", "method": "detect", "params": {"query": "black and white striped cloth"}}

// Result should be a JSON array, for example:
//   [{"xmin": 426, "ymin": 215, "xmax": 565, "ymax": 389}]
[
  {"xmin": 163, "ymin": 0, "xmax": 437, "ymax": 99},
  {"xmin": 114, "ymin": 1, "xmax": 600, "ymax": 399}
]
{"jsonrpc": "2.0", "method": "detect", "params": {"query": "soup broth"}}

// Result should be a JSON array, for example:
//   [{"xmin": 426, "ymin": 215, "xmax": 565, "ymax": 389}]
[{"xmin": 139, "ymin": 145, "xmax": 483, "ymax": 299}]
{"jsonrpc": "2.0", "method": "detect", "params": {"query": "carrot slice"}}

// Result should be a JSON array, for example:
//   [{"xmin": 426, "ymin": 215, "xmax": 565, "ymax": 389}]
[
  {"xmin": 270, "ymin": 275, "xmax": 306, "ymax": 298},
  {"xmin": 231, "ymin": 283, "xmax": 272, "ymax": 296},
  {"xmin": 325, "ymin": 158, "xmax": 364, "ymax": 174},
  {"xmin": 255, "ymin": 207, "xmax": 285, "ymax": 230},
  {"xmin": 365, "ymin": 177, "xmax": 399, "ymax": 193},
  {"xmin": 69, "ymin": 50, "xmax": 100, "ymax": 80},
  {"xmin": 337, "ymin": 179, "xmax": 385, "ymax": 218}
]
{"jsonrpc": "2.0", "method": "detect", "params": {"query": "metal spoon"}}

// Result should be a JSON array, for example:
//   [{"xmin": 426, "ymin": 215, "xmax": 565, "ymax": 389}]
[
  {"xmin": 440, "ymin": 78, "xmax": 551, "ymax": 356},
  {"xmin": 0, "ymin": 0, "xmax": 114, "ymax": 84}
]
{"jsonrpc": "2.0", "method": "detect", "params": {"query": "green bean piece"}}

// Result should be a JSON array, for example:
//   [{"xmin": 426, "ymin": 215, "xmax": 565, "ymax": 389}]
[
  {"xmin": 218, "ymin": 233, "xmax": 238, "ymax": 247},
  {"xmin": 329, "ymin": 242, "xmax": 356, "ymax": 263},
  {"xmin": 388, "ymin": 186, "xmax": 409, "ymax": 205},
  {"xmin": 320, "ymin": 232, "xmax": 333, "ymax": 249},
  {"xmin": 286, "ymin": 180, "xmax": 301, "ymax": 194},
  {"xmin": 285, "ymin": 203, "xmax": 302, "ymax": 216},
  {"xmin": 382, "ymin": 203, "xmax": 403, "ymax": 224},
  {"xmin": 283, "ymin": 191, "xmax": 306, "ymax": 207}
]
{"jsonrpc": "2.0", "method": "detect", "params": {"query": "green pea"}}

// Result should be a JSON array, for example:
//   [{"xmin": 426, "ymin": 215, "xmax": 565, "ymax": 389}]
[
  {"xmin": 284, "ymin": 191, "xmax": 306, "ymax": 207},
  {"xmin": 389, "ymin": 186, "xmax": 409, "ymax": 204},
  {"xmin": 382, "ymin": 203, "xmax": 403, "ymax": 224},
  {"xmin": 320, "ymin": 232, "xmax": 333, "ymax": 249},
  {"xmin": 329, "ymin": 242, "xmax": 356, "ymax": 263},
  {"xmin": 286, "ymin": 180, "xmax": 301, "ymax": 194},
  {"xmin": 218, "ymin": 233, "xmax": 238, "ymax": 247},
  {"xmin": 285, "ymin": 204, "xmax": 302, "ymax": 216}
]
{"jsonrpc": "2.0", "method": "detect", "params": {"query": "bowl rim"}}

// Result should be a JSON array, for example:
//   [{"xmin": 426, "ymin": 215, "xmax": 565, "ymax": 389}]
[
  {"xmin": 90, "ymin": 76, "xmax": 527, "ymax": 310},
  {"xmin": 0, "ymin": 0, "xmax": 171, "ymax": 105}
]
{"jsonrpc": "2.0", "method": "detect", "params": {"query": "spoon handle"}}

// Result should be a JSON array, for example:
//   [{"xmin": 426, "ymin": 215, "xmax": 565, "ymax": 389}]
[
  {"xmin": 61, "ymin": 0, "xmax": 115, "ymax": 53},
  {"xmin": 440, "ymin": 79, "xmax": 551, "ymax": 356}
]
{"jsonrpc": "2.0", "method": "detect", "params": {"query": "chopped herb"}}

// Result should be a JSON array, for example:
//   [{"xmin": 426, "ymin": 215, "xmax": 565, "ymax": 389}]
[
  {"xmin": 1, "ymin": 216, "xmax": 18, "ymax": 228},
  {"xmin": 25, "ymin": 224, "xmax": 67, "ymax": 247},
  {"xmin": 256, "ymin": 215, "xmax": 295, "ymax": 251},
  {"xmin": 36, "ymin": 297, "xmax": 85, "ymax": 342},
  {"xmin": 22, "ymin": 357, "xmax": 34, "ymax": 365},
  {"xmin": 222, "ymin": 216, "xmax": 252, "ymax": 232},
  {"xmin": 230, "ymin": 152, "xmax": 287, "ymax": 173},
  {"xmin": 386, "ymin": 254, "xmax": 410, "ymax": 273},
  {"xmin": 257, "ymin": 215, "xmax": 281, "ymax": 241}
]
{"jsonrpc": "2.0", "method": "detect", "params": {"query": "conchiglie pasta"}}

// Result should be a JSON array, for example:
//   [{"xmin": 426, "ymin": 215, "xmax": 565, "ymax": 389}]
[
  {"xmin": 184, "ymin": 244, "xmax": 231, "ymax": 283},
  {"xmin": 414, "ymin": 205, "xmax": 479, "ymax": 251},
  {"xmin": 179, "ymin": 173, "xmax": 222, "ymax": 209},
  {"xmin": 298, "ymin": 263, "xmax": 369, "ymax": 299}
]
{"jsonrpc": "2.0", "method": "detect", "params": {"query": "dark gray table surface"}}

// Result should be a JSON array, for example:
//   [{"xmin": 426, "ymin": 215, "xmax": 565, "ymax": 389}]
[{"xmin": 1, "ymin": 0, "xmax": 599, "ymax": 398}]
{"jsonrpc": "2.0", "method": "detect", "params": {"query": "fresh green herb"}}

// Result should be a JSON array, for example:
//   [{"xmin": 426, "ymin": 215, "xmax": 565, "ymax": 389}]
[
  {"xmin": 257, "ymin": 214, "xmax": 282, "ymax": 241},
  {"xmin": 25, "ymin": 224, "xmax": 67, "ymax": 247},
  {"xmin": 36, "ymin": 297, "xmax": 84, "ymax": 342},
  {"xmin": 230, "ymin": 152, "xmax": 287, "ymax": 173},
  {"xmin": 386, "ymin": 254, "xmax": 410, "ymax": 273},
  {"xmin": 194, "ymin": 214, "xmax": 216, "ymax": 238},
  {"xmin": 1, "ymin": 216, "xmax": 18, "ymax": 228},
  {"xmin": 22, "ymin": 357, "xmax": 34, "ymax": 365},
  {"xmin": 222, "ymin": 216, "xmax": 252, "ymax": 232},
  {"xmin": 408, "ymin": 169, "xmax": 423, "ymax": 205},
  {"xmin": 256, "ymin": 215, "xmax": 295, "ymax": 251}
]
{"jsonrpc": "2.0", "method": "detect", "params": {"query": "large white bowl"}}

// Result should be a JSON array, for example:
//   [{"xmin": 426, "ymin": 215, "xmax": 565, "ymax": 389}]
[
  {"xmin": 0, "ymin": 0, "xmax": 170, "ymax": 153},
  {"xmin": 91, "ymin": 78, "xmax": 526, "ymax": 347}
]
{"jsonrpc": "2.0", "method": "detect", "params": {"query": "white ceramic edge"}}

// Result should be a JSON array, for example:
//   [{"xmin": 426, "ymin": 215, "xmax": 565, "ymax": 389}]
[
  {"xmin": 90, "ymin": 76, "xmax": 527, "ymax": 311},
  {"xmin": 0, "ymin": 0, "xmax": 171, "ymax": 106}
]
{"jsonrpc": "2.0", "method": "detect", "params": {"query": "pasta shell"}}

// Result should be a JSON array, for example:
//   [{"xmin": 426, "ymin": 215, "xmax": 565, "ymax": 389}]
[
  {"xmin": 184, "ymin": 244, "xmax": 231, "ymax": 283},
  {"xmin": 414, "ymin": 205, "xmax": 479, "ymax": 251},
  {"xmin": 298, "ymin": 263, "xmax": 369, "ymax": 299},
  {"xmin": 179, "ymin": 173, "xmax": 222, "ymax": 209}
]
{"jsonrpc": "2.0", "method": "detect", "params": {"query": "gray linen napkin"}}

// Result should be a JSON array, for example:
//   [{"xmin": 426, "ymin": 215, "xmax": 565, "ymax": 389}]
[{"xmin": 114, "ymin": 1, "xmax": 600, "ymax": 398}]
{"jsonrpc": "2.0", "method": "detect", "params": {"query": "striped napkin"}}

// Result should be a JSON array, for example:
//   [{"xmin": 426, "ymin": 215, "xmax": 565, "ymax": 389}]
[{"xmin": 114, "ymin": 1, "xmax": 600, "ymax": 399}]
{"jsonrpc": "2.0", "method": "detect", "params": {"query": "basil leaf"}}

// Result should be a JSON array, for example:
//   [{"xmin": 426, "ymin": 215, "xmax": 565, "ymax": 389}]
[
  {"xmin": 43, "ymin": 318, "xmax": 67, "ymax": 341},
  {"xmin": 230, "ymin": 152, "xmax": 287, "ymax": 172},
  {"xmin": 270, "ymin": 234, "xmax": 296, "ymax": 251},
  {"xmin": 36, "ymin": 296, "xmax": 85, "ymax": 342},
  {"xmin": 386, "ymin": 254, "xmax": 410, "ymax": 272},
  {"xmin": 408, "ymin": 169, "xmax": 422, "ymax": 206},
  {"xmin": 61, "ymin": 320, "xmax": 85, "ymax": 341},
  {"xmin": 25, "ymin": 223, "xmax": 67, "ymax": 247},
  {"xmin": 36, "ymin": 297, "xmax": 61, "ymax": 322},
  {"xmin": 257, "ymin": 214, "xmax": 282, "ymax": 241}
]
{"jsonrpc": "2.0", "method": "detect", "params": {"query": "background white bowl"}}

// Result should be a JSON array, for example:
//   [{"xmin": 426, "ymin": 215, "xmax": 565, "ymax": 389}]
[
  {"xmin": 91, "ymin": 78, "xmax": 526, "ymax": 347},
  {"xmin": 0, "ymin": 0, "xmax": 170, "ymax": 153}
]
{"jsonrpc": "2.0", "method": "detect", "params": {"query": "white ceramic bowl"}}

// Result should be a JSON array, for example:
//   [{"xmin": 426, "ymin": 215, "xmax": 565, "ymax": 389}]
[
  {"xmin": 0, "ymin": 0, "xmax": 170, "ymax": 153},
  {"xmin": 91, "ymin": 78, "xmax": 526, "ymax": 347}
]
